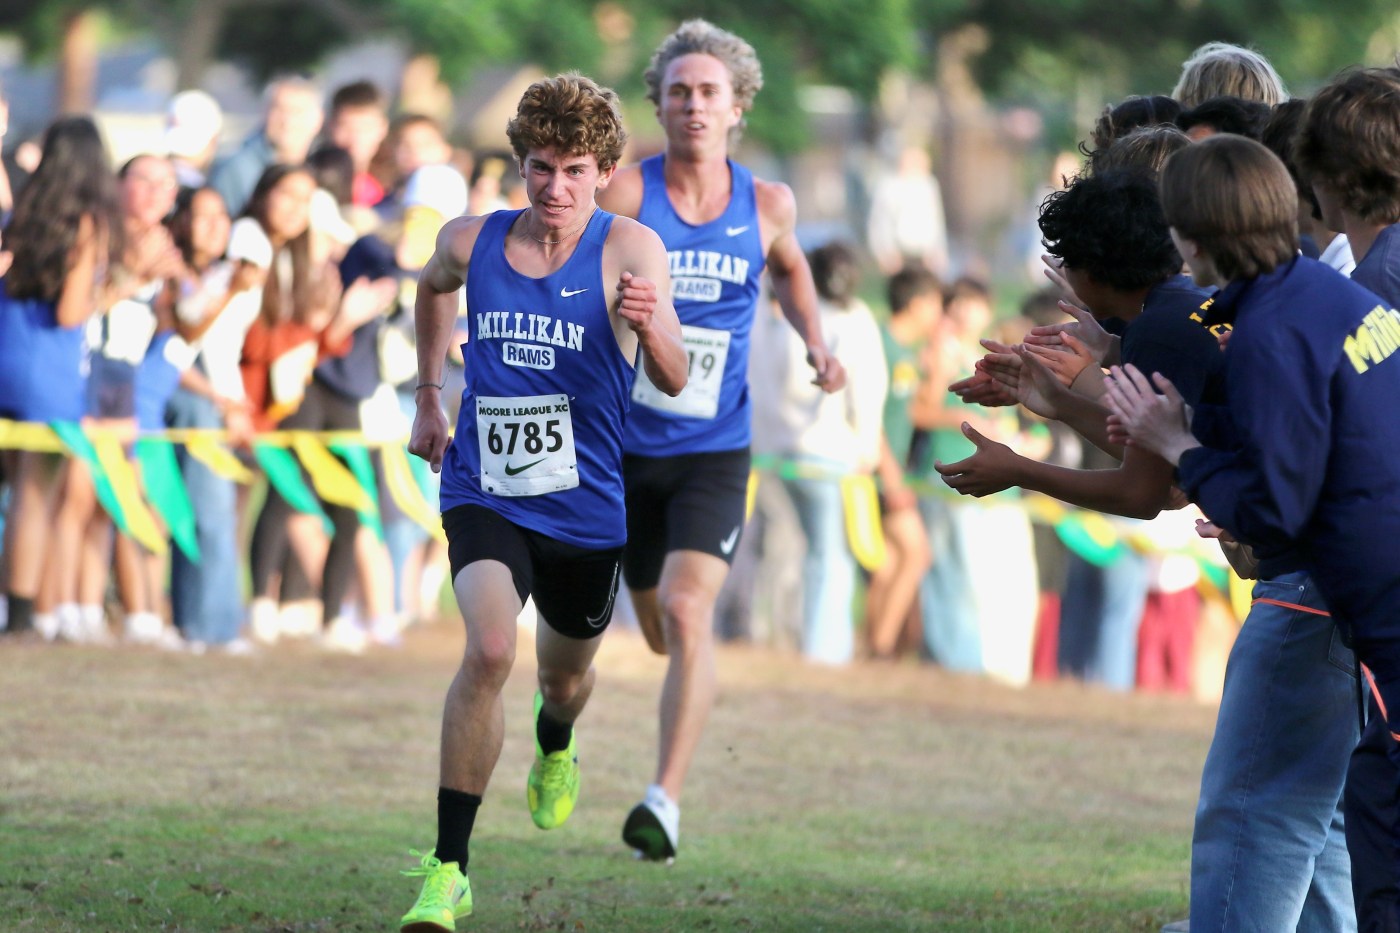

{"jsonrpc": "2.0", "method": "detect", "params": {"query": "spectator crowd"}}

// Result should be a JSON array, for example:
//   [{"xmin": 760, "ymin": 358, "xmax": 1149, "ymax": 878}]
[{"xmin": 0, "ymin": 50, "xmax": 1352, "ymax": 704}]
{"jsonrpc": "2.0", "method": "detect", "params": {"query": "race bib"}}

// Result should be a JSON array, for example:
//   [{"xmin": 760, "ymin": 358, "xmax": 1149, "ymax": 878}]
[
  {"xmin": 476, "ymin": 393, "xmax": 578, "ymax": 496},
  {"xmin": 631, "ymin": 325, "xmax": 730, "ymax": 419}
]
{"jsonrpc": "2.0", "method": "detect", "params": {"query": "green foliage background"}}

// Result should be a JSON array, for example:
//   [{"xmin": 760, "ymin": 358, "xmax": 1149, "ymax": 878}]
[{"xmin": 3, "ymin": 0, "xmax": 1399, "ymax": 152}]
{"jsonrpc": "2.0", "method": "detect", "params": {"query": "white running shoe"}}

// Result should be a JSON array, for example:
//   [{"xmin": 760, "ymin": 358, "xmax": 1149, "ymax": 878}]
[
  {"xmin": 33, "ymin": 612, "xmax": 61, "ymax": 642},
  {"xmin": 80, "ymin": 605, "xmax": 114, "ymax": 646},
  {"xmin": 216, "ymin": 637, "xmax": 257, "ymax": 657},
  {"xmin": 123, "ymin": 612, "xmax": 165, "ymax": 646},
  {"xmin": 249, "ymin": 598, "xmax": 280, "ymax": 645},
  {"xmin": 369, "ymin": 614, "xmax": 402, "ymax": 647},
  {"xmin": 278, "ymin": 599, "xmax": 321, "ymax": 639},
  {"xmin": 622, "ymin": 784, "xmax": 680, "ymax": 863},
  {"xmin": 55, "ymin": 604, "xmax": 84, "ymax": 643},
  {"xmin": 321, "ymin": 615, "xmax": 368, "ymax": 655}
]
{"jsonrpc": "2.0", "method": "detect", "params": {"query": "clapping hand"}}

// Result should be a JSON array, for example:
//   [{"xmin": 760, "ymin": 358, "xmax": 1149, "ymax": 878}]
[{"xmin": 1101, "ymin": 364, "xmax": 1197, "ymax": 463}]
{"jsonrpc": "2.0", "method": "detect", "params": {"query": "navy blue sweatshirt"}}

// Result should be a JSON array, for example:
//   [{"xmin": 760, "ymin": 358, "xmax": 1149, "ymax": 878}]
[{"xmin": 1178, "ymin": 256, "xmax": 1400, "ymax": 684}]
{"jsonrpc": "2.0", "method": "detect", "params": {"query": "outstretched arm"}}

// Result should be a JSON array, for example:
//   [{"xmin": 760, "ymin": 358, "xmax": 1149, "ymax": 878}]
[
  {"xmin": 758, "ymin": 180, "xmax": 846, "ymax": 392},
  {"xmin": 934, "ymin": 422, "xmax": 1174, "ymax": 519}
]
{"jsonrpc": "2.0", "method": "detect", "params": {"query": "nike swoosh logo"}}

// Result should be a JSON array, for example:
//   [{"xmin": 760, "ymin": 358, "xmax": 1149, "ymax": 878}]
[
  {"xmin": 560, "ymin": 287, "xmax": 589, "ymax": 297},
  {"xmin": 725, "ymin": 226, "xmax": 749, "ymax": 237},
  {"xmin": 719, "ymin": 525, "xmax": 740, "ymax": 555},
  {"xmin": 504, "ymin": 458, "xmax": 546, "ymax": 476},
  {"xmin": 585, "ymin": 562, "xmax": 621, "ymax": 628}
]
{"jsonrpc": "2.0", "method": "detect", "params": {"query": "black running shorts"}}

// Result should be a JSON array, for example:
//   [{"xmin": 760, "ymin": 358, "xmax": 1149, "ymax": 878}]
[
  {"xmin": 442, "ymin": 504, "xmax": 623, "ymax": 640},
  {"xmin": 621, "ymin": 447, "xmax": 750, "ymax": 591}
]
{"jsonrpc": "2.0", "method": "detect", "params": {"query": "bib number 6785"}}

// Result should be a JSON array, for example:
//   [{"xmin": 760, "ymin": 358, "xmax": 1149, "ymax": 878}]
[{"xmin": 487, "ymin": 419, "xmax": 564, "ymax": 456}]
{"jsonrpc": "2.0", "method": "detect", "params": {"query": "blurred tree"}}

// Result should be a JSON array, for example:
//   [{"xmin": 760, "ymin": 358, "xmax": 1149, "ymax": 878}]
[
  {"xmin": 0, "ymin": 0, "xmax": 916, "ymax": 153},
  {"xmin": 625, "ymin": 0, "xmax": 916, "ymax": 150},
  {"xmin": 10, "ymin": 0, "xmax": 1393, "ymax": 155},
  {"xmin": 0, "ymin": 2, "xmax": 102, "ymax": 113},
  {"xmin": 918, "ymin": 0, "xmax": 1400, "ymax": 143}
]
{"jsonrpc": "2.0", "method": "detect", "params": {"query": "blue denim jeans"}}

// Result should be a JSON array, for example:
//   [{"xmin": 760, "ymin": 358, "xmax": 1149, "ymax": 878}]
[
  {"xmin": 167, "ymin": 390, "xmax": 245, "ymax": 645},
  {"xmin": 1057, "ymin": 550, "xmax": 1149, "ymax": 691},
  {"xmin": 1345, "ymin": 695, "xmax": 1400, "ymax": 933},
  {"xmin": 918, "ymin": 496, "xmax": 981, "ymax": 672},
  {"xmin": 1191, "ymin": 571, "xmax": 1358, "ymax": 932},
  {"xmin": 783, "ymin": 476, "xmax": 855, "ymax": 665}
]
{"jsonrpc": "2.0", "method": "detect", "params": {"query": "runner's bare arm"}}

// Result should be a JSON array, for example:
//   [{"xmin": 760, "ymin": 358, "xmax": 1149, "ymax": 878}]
[
  {"xmin": 409, "ymin": 216, "xmax": 482, "ymax": 471},
  {"xmin": 756, "ymin": 179, "xmax": 846, "ymax": 392},
  {"xmin": 596, "ymin": 165, "xmax": 645, "ymax": 221},
  {"xmin": 609, "ymin": 218, "xmax": 687, "ymax": 396}
]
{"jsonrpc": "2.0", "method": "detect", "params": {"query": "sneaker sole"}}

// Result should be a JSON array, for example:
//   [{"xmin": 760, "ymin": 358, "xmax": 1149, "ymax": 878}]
[
  {"xmin": 400, "ymin": 904, "xmax": 472, "ymax": 933},
  {"xmin": 622, "ymin": 803, "xmax": 677, "ymax": 861}
]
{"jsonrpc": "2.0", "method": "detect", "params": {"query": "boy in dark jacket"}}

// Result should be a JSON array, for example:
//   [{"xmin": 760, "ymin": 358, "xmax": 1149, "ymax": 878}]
[{"xmin": 1107, "ymin": 133, "xmax": 1400, "ymax": 932}]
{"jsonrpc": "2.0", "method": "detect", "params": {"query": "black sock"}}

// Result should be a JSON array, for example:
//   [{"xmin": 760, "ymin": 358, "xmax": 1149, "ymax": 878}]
[
  {"xmin": 435, "ymin": 788, "xmax": 482, "ymax": 869},
  {"xmin": 5, "ymin": 595, "xmax": 34, "ymax": 634},
  {"xmin": 536, "ymin": 704, "xmax": 574, "ymax": 755}
]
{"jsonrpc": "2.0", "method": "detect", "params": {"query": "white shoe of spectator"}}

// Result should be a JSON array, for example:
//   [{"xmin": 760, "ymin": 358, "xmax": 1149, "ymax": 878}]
[
  {"xmin": 124, "ymin": 612, "xmax": 166, "ymax": 646},
  {"xmin": 250, "ymin": 597, "xmax": 280, "ymax": 645},
  {"xmin": 369, "ymin": 614, "xmax": 403, "ymax": 648},
  {"xmin": 278, "ymin": 598, "xmax": 321, "ymax": 639},
  {"xmin": 55, "ymin": 603, "xmax": 83, "ymax": 642},
  {"xmin": 152, "ymin": 627, "xmax": 188, "ymax": 652},
  {"xmin": 33, "ymin": 612, "xmax": 61, "ymax": 642},
  {"xmin": 80, "ymin": 605, "xmax": 114, "ymax": 646},
  {"xmin": 321, "ymin": 615, "xmax": 368, "ymax": 655},
  {"xmin": 216, "ymin": 637, "xmax": 257, "ymax": 657}
]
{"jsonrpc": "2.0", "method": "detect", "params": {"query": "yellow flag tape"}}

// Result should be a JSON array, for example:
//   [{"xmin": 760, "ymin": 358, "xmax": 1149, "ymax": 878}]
[
  {"xmin": 185, "ymin": 435, "xmax": 256, "ymax": 484},
  {"xmin": 0, "ymin": 420, "xmax": 65, "ymax": 453},
  {"xmin": 290, "ymin": 433, "xmax": 377, "ymax": 513},
  {"xmin": 91, "ymin": 435, "xmax": 168, "ymax": 554},
  {"xmin": 840, "ymin": 474, "xmax": 887, "ymax": 573},
  {"xmin": 382, "ymin": 444, "xmax": 445, "ymax": 540}
]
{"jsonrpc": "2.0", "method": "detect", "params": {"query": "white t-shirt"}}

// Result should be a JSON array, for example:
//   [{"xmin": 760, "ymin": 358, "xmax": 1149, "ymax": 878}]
[
  {"xmin": 176, "ymin": 260, "xmax": 261, "ymax": 400},
  {"xmin": 751, "ymin": 298, "xmax": 889, "ymax": 472}
]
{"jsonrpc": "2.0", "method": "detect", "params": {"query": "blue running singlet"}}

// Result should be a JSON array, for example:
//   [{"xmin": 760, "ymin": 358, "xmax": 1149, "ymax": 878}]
[
  {"xmin": 624, "ymin": 155, "xmax": 766, "ymax": 456},
  {"xmin": 438, "ymin": 208, "xmax": 635, "ymax": 549},
  {"xmin": 134, "ymin": 331, "xmax": 196, "ymax": 431},
  {"xmin": 0, "ymin": 278, "xmax": 90, "ymax": 422}
]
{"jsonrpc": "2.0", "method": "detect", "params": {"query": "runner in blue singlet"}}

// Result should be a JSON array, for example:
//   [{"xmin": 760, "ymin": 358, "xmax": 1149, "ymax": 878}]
[
  {"xmin": 597, "ymin": 19, "xmax": 847, "ymax": 863},
  {"xmin": 397, "ymin": 73, "xmax": 687, "ymax": 933}
]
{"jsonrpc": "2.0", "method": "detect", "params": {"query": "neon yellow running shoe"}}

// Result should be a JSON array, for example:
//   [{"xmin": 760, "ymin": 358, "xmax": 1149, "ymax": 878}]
[
  {"xmin": 527, "ymin": 692, "xmax": 580, "ymax": 829},
  {"xmin": 400, "ymin": 849, "xmax": 472, "ymax": 932}
]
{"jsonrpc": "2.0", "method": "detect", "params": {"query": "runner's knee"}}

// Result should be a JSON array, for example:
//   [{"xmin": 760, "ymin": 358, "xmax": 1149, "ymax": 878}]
[
  {"xmin": 660, "ymin": 588, "xmax": 714, "ymax": 644},
  {"xmin": 537, "ymin": 668, "xmax": 587, "ymax": 707},
  {"xmin": 464, "ymin": 628, "xmax": 516, "ymax": 688}
]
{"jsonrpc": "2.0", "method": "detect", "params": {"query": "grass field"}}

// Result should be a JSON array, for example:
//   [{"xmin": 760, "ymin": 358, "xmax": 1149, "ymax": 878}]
[{"xmin": 1, "ymin": 623, "xmax": 1215, "ymax": 932}]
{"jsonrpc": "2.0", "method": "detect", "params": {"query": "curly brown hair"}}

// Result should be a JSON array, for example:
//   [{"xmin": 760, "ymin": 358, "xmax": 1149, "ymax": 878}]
[
  {"xmin": 1295, "ymin": 67, "xmax": 1400, "ymax": 226},
  {"xmin": 1089, "ymin": 124, "xmax": 1191, "ymax": 182},
  {"xmin": 644, "ymin": 19, "xmax": 763, "ymax": 114},
  {"xmin": 505, "ymin": 74, "xmax": 627, "ymax": 172}
]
